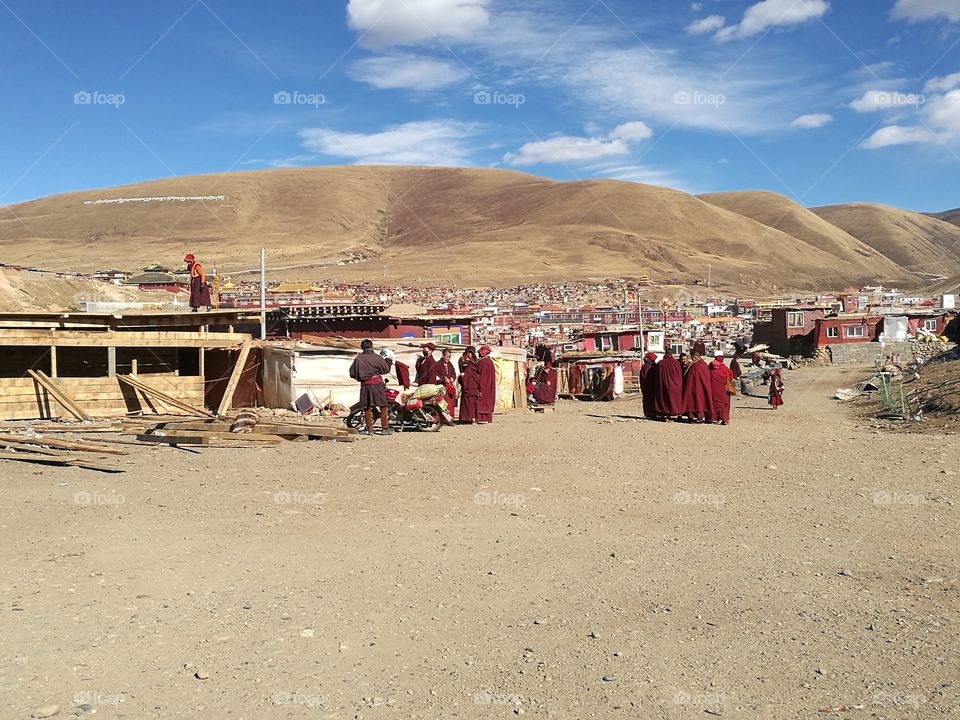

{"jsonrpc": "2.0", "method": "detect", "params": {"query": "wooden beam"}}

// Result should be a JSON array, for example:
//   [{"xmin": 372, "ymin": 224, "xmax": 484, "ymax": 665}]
[
  {"xmin": 27, "ymin": 370, "xmax": 93, "ymax": 422},
  {"xmin": 0, "ymin": 450, "xmax": 123, "ymax": 473},
  {"xmin": 216, "ymin": 339, "xmax": 252, "ymax": 416},
  {"xmin": 116, "ymin": 375, "xmax": 216, "ymax": 418},
  {"xmin": 0, "ymin": 330, "xmax": 249, "ymax": 348},
  {"xmin": 50, "ymin": 345, "xmax": 57, "ymax": 378},
  {"xmin": 0, "ymin": 432, "xmax": 128, "ymax": 455},
  {"xmin": 107, "ymin": 346, "xmax": 117, "ymax": 378}
]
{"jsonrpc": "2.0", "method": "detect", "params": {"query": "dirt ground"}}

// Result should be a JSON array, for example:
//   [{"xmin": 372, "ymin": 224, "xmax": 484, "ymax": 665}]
[{"xmin": 2, "ymin": 365, "xmax": 957, "ymax": 719}]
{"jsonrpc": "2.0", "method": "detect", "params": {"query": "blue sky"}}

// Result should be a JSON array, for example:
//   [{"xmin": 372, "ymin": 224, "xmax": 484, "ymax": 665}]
[{"xmin": 1, "ymin": 0, "xmax": 959, "ymax": 211}]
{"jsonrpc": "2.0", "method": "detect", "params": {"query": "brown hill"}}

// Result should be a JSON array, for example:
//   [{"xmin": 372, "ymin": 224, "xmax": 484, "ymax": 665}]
[
  {"xmin": 0, "ymin": 166, "xmax": 946, "ymax": 289},
  {"xmin": 925, "ymin": 208, "xmax": 960, "ymax": 229},
  {"xmin": 811, "ymin": 203, "xmax": 960, "ymax": 282},
  {"xmin": 698, "ymin": 191, "xmax": 911, "ymax": 284}
]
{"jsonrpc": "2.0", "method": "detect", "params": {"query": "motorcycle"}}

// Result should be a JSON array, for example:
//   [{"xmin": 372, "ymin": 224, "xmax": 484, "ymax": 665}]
[{"xmin": 345, "ymin": 386, "xmax": 453, "ymax": 432}]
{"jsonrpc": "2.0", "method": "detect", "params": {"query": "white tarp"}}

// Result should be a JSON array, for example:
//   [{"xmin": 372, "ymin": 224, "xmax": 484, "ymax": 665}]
[
  {"xmin": 262, "ymin": 341, "xmax": 525, "ymax": 412},
  {"xmin": 883, "ymin": 316, "xmax": 909, "ymax": 343}
]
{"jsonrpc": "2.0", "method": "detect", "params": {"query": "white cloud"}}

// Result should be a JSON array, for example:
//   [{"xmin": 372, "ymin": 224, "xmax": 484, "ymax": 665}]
[
  {"xmin": 596, "ymin": 165, "xmax": 694, "ymax": 192},
  {"xmin": 504, "ymin": 122, "xmax": 653, "ymax": 166},
  {"xmin": 859, "ymin": 125, "xmax": 939, "ymax": 149},
  {"xmin": 609, "ymin": 121, "xmax": 654, "ymax": 141},
  {"xmin": 348, "ymin": 54, "xmax": 468, "ymax": 90},
  {"xmin": 891, "ymin": 0, "xmax": 960, "ymax": 22},
  {"xmin": 687, "ymin": 15, "xmax": 726, "ymax": 35},
  {"xmin": 716, "ymin": 0, "xmax": 829, "ymax": 41},
  {"xmin": 926, "ymin": 72, "xmax": 960, "ymax": 93},
  {"xmin": 850, "ymin": 89, "xmax": 924, "ymax": 112},
  {"xmin": 926, "ymin": 89, "xmax": 960, "ymax": 132},
  {"xmin": 299, "ymin": 120, "xmax": 477, "ymax": 165},
  {"xmin": 791, "ymin": 113, "xmax": 833, "ymax": 128},
  {"xmin": 346, "ymin": 0, "xmax": 491, "ymax": 49}
]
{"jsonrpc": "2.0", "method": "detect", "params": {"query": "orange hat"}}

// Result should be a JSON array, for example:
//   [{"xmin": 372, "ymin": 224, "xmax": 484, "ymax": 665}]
[{"xmin": 184, "ymin": 253, "xmax": 195, "ymax": 262}]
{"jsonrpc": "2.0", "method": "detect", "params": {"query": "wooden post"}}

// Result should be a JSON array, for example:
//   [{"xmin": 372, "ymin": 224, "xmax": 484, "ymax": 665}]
[
  {"xmin": 107, "ymin": 346, "xmax": 116, "ymax": 378},
  {"xmin": 130, "ymin": 357, "xmax": 138, "ymax": 376},
  {"xmin": 199, "ymin": 347, "xmax": 205, "ymax": 378},
  {"xmin": 49, "ymin": 346, "xmax": 57, "ymax": 378}
]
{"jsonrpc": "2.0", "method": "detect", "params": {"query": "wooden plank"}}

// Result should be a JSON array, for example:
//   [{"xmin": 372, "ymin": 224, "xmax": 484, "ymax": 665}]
[
  {"xmin": 27, "ymin": 370, "xmax": 92, "ymax": 421},
  {"xmin": 107, "ymin": 346, "xmax": 116, "ymax": 378},
  {"xmin": 0, "ymin": 330, "xmax": 249, "ymax": 348},
  {"xmin": 116, "ymin": 375, "xmax": 216, "ymax": 418},
  {"xmin": 217, "ymin": 338, "xmax": 252, "ymax": 416},
  {"xmin": 0, "ymin": 432, "xmax": 128, "ymax": 455},
  {"xmin": 0, "ymin": 450, "xmax": 123, "ymax": 473},
  {"xmin": 144, "ymin": 429, "xmax": 283, "ymax": 444},
  {"xmin": 136, "ymin": 434, "xmax": 212, "ymax": 446}
]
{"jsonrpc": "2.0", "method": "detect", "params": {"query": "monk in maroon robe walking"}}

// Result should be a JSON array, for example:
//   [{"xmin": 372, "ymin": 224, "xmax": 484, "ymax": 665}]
[
  {"xmin": 458, "ymin": 347, "xmax": 480, "ymax": 423},
  {"xmin": 654, "ymin": 350, "xmax": 683, "ymax": 421},
  {"xmin": 682, "ymin": 354, "xmax": 714, "ymax": 423},
  {"xmin": 476, "ymin": 345, "xmax": 497, "ymax": 424},
  {"xmin": 433, "ymin": 348, "xmax": 458, "ymax": 420},
  {"xmin": 639, "ymin": 352, "xmax": 658, "ymax": 419},
  {"xmin": 709, "ymin": 352, "xmax": 734, "ymax": 425},
  {"xmin": 415, "ymin": 343, "xmax": 437, "ymax": 385}
]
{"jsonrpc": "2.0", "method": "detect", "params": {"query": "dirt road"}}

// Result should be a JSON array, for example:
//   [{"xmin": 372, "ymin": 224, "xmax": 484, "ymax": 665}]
[{"xmin": 2, "ymin": 366, "xmax": 957, "ymax": 719}]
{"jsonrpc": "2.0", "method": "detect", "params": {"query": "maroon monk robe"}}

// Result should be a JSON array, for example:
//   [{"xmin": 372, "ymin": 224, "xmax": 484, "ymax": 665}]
[
  {"xmin": 730, "ymin": 356, "xmax": 742, "ymax": 379},
  {"xmin": 682, "ymin": 359, "xmax": 714, "ymax": 421},
  {"xmin": 415, "ymin": 353, "xmax": 436, "ymax": 386},
  {"xmin": 654, "ymin": 354, "xmax": 683, "ymax": 419},
  {"xmin": 458, "ymin": 360, "xmax": 481, "ymax": 422},
  {"xmin": 476, "ymin": 355, "xmax": 497, "ymax": 423},
  {"xmin": 433, "ymin": 359, "xmax": 458, "ymax": 419},
  {"xmin": 709, "ymin": 359, "xmax": 734, "ymax": 424},
  {"xmin": 533, "ymin": 366, "xmax": 557, "ymax": 405},
  {"xmin": 639, "ymin": 358, "xmax": 657, "ymax": 419}
]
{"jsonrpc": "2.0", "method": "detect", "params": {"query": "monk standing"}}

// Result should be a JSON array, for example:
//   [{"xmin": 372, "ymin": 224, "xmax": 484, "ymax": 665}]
[
  {"xmin": 476, "ymin": 345, "xmax": 497, "ymax": 424},
  {"xmin": 433, "ymin": 348, "xmax": 458, "ymax": 420},
  {"xmin": 458, "ymin": 347, "xmax": 480, "ymax": 423},
  {"xmin": 654, "ymin": 349, "xmax": 683, "ymax": 421},
  {"xmin": 709, "ymin": 351, "xmax": 734, "ymax": 425},
  {"xmin": 682, "ymin": 353, "xmax": 714, "ymax": 423},
  {"xmin": 768, "ymin": 368, "xmax": 785, "ymax": 410},
  {"xmin": 639, "ymin": 352, "xmax": 658, "ymax": 420},
  {"xmin": 184, "ymin": 253, "xmax": 212, "ymax": 312},
  {"xmin": 348, "ymin": 339, "xmax": 393, "ymax": 436},
  {"xmin": 415, "ymin": 343, "xmax": 437, "ymax": 385}
]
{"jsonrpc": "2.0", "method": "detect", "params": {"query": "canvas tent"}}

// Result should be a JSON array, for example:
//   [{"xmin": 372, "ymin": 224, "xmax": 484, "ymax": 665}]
[{"xmin": 261, "ymin": 340, "xmax": 528, "ymax": 412}]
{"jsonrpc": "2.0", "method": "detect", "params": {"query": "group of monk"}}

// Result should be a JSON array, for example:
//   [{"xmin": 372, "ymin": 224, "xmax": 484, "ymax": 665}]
[
  {"xmin": 414, "ymin": 343, "xmax": 498, "ymax": 424},
  {"xmin": 638, "ymin": 349, "xmax": 739, "ymax": 425}
]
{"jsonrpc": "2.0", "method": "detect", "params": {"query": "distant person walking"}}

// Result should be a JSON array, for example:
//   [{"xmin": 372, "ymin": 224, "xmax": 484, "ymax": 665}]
[
  {"xmin": 768, "ymin": 368, "xmax": 785, "ymax": 410},
  {"xmin": 348, "ymin": 339, "xmax": 393, "ymax": 435},
  {"xmin": 709, "ymin": 351, "xmax": 735, "ymax": 425},
  {"xmin": 476, "ymin": 345, "xmax": 497, "ymax": 424},
  {"xmin": 184, "ymin": 254, "xmax": 212, "ymax": 312}
]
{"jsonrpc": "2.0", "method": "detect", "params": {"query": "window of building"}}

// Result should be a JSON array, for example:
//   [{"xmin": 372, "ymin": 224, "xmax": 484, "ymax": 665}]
[
  {"xmin": 924, "ymin": 319, "xmax": 939, "ymax": 331},
  {"xmin": 432, "ymin": 330, "xmax": 462, "ymax": 344},
  {"xmin": 845, "ymin": 325, "xmax": 866, "ymax": 338},
  {"xmin": 787, "ymin": 311, "xmax": 805, "ymax": 328},
  {"xmin": 826, "ymin": 326, "xmax": 839, "ymax": 338},
  {"xmin": 600, "ymin": 336, "xmax": 613, "ymax": 351}
]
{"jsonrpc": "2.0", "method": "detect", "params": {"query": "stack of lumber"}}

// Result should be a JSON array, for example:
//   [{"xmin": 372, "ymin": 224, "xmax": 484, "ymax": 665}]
[{"xmin": 136, "ymin": 417, "xmax": 358, "ymax": 446}]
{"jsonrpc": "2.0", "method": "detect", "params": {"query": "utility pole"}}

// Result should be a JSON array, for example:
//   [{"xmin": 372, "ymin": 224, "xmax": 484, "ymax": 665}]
[
  {"xmin": 259, "ymin": 248, "xmax": 266, "ymax": 340},
  {"xmin": 637, "ymin": 292, "xmax": 645, "ymax": 351}
]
